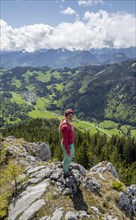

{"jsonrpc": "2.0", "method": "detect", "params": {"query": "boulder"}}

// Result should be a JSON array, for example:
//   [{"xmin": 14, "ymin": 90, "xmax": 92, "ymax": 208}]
[
  {"xmin": 83, "ymin": 177, "xmax": 101, "ymax": 192},
  {"xmin": 23, "ymin": 142, "xmax": 51, "ymax": 161},
  {"xmin": 119, "ymin": 184, "xmax": 136, "ymax": 216},
  {"xmin": 90, "ymin": 161, "xmax": 119, "ymax": 179}
]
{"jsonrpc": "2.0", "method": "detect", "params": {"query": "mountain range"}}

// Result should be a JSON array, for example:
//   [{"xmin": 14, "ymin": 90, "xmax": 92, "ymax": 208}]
[{"xmin": 0, "ymin": 47, "xmax": 135, "ymax": 68}]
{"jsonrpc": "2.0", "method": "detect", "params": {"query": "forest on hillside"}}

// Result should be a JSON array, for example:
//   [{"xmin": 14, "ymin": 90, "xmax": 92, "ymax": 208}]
[
  {"xmin": 0, "ymin": 60, "xmax": 136, "ymax": 128},
  {"xmin": 1, "ymin": 118, "xmax": 136, "ymax": 186}
]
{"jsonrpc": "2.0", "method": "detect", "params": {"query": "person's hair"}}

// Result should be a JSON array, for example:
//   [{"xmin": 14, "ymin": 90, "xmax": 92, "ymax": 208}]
[{"xmin": 59, "ymin": 118, "xmax": 65, "ymax": 130}]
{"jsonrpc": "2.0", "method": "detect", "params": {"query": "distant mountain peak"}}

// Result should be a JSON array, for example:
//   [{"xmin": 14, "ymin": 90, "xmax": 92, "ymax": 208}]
[{"xmin": 0, "ymin": 47, "xmax": 135, "ymax": 68}]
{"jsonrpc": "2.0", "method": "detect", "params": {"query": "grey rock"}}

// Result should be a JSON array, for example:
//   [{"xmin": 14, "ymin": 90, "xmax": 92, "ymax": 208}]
[
  {"xmin": 50, "ymin": 180, "xmax": 56, "ymax": 185},
  {"xmin": 23, "ymin": 142, "xmax": 51, "ymax": 161},
  {"xmin": 107, "ymin": 162, "xmax": 119, "ymax": 179},
  {"xmin": 65, "ymin": 211, "xmax": 90, "ymax": 220},
  {"xmin": 104, "ymin": 215, "xmax": 118, "ymax": 220},
  {"xmin": 78, "ymin": 210, "xmax": 90, "ymax": 218},
  {"xmin": 40, "ymin": 217, "xmax": 51, "ymax": 220},
  {"xmin": 17, "ymin": 180, "xmax": 30, "ymax": 193},
  {"xmin": 119, "ymin": 184, "xmax": 136, "ymax": 216},
  {"xmin": 19, "ymin": 199, "xmax": 46, "ymax": 220},
  {"xmin": 30, "ymin": 168, "xmax": 52, "ymax": 179},
  {"xmin": 62, "ymin": 187, "xmax": 71, "ymax": 196},
  {"xmin": 53, "ymin": 192, "xmax": 59, "ymax": 199},
  {"xmin": 28, "ymin": 177, "xmax": 43, "ymax": 184},
  {"xmin": 8, "ymin": 180, "xmax": 49, "ymax": 220},
  {"xmin": 51, "ymin": 208, "xmax": 63, "ymax": 220},
  {"xmin": 71, "ymin": 169, "xmax": 81, "ymax": 185},
  {"xmin": 30, "ymin": 170, "xmax": 47, "ymax": 182},
  {"xmin": 50, "ymin": 169, "xmax": 62, "ymax": 181},
  {"xmin": 83, "ymin": 177, "xmax": 101, "ymax": 192},
  {"xmin": 65, "ymin": 211, "xmax": 78, "ymax": 220},
  {"xmin": 90, "ymin": 161, "xmax": 119, "ymax": 179},
  {"xmin": 70, "ymin": 163, "xmax": 87, "ymax": 176},
  {"xmin": 57, "ymin": 176, "xmax": 65, "ymax": 184},
  {"xmin": 91, "ymin": 206, "xmax": 100, "ymax": 216},
  {"xmin": 128, "ymin": 184, "xmax": 136, "ymax": 196},
  {"xmin": 4, "ymin": 136, "xmax": 16, "ymax": 141},
  {"xmin": 25, "ymin": 155, "xmax": 36, "ymax": 162},
  {"xmin": 26, "ymin": 165, "xmax": 46, "ymax": 175},
  {"xmin": 37, "ymin": 142, "xmax": 51, "ymax": 161}
]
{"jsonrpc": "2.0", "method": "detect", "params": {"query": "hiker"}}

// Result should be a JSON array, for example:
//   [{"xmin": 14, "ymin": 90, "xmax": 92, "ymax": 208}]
[{"xmin": 59, "ymin": 109, "xmax": 75, "ymax": 178}]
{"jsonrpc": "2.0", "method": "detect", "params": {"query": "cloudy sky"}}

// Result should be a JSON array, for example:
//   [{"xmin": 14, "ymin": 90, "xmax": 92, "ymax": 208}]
[{"xmin": 1, "ymin": 0, "xmax": 136, "ymax": 52}]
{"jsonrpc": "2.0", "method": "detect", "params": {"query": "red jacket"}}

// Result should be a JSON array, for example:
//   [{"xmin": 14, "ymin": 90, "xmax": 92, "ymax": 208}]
[{"xmin": 60, "ymin": 122, "xmax": 74, "ymax": 154}]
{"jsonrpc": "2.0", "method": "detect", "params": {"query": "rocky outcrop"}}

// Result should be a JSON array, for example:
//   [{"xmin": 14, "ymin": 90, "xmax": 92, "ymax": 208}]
[
  {"xmin": 8, "ymin": 180, "xmax": 49, "ymax": 220},
  {"xmin": 89, "ymin": 161, "xmax": 119, "ymax": 179},
  {"xmin": 23, "ymin": 142, "xmax": 51, "ymax": 161},
  {"xmin": 119, "ymin": 184, "xmax": 136, "ymax": 216},
  {"xmin": 4, "ymin": 136, "xmax": 51, "ymax": 163},
  {"xmin": 2, "ymin": 137, "xmax": 135, "ymax": 220},
  {"xmin": 7, "ymin": 160, "xmax": 136, "ymax": 220}
]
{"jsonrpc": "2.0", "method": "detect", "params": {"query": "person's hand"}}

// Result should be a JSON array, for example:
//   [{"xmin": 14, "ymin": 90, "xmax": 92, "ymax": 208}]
[{"xmin": 67, "ymin": 151, "xmax": 71, "ymax": 157}]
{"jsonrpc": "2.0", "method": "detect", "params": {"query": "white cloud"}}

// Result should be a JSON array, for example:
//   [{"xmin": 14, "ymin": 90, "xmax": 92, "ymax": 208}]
[
  {"xmin": 0, "ymin": 20, "xmax": 54, "ymax": 52},
  {"xmin": 78, "ymin": 0, "xmax": 103, "ymax": 6},
  {"xmin": 60, "ymin": 7, "xmax": 79, "ymax": 21},
  {"xmin": 61, "ymin": 7, "xmax": 77, "ymax": 15},
  {"xmin": 0, "ymin": 10, "xmax": 135, "ymax": 52},
  {"xmin": 82, "ymin": 10, "xmax": 136, "ymax": 48}
]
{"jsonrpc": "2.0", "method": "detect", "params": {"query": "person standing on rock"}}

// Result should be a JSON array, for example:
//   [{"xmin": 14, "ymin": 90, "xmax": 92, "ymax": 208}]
[{"xmin": 59, "ymin": 109, "xmax": 75, "ymax": 178}]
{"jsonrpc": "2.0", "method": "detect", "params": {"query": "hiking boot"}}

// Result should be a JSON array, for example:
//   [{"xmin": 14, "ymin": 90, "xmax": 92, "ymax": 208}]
[{"xmin": 64, "ymin": 171, "xmax": 72, "ymax": 179}]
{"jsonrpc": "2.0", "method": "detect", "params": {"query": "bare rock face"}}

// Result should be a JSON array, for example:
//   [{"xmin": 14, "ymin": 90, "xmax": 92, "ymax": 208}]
[
  {"xmin": 5, "ymin": 136, "xmax": 51, "ymax": 163},
  {"xmin": 8, "ymin": 180, "xmax": 49, "ymax": 220},
  {"xmin": 119, "ymin": 184, "xmax": 136, "ymax": 216},
  {"xmin": 89, "ymin": 161, "xmax": 119, "ymax": 179},
  {"xmin": 23, "ymin": 142, "xmax": 51, "ymax": 161}
]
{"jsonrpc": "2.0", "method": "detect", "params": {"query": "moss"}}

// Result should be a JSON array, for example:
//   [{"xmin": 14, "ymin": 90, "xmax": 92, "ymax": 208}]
[
  {"xmin": 0, "ymin": 192, "xmax": 9, "ymax": 219},
  {"xmin": 112, "ymin": 181, "xmax": 123, "ymax": 191}
]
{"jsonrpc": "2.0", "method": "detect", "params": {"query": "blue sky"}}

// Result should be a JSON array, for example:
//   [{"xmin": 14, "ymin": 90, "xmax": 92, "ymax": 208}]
[
  {"xmin": 0, "ymin": 0, "xmax": 136, "ymax": 51},
  {"xmin": 1, "ymin": 0, "xmax": 135, "ymax": 27}
]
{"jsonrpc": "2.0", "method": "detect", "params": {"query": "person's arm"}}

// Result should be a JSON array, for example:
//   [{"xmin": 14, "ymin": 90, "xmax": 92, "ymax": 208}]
[{"xmin": 62, "ymin": 125, "xmax": 70, "ymax": 156}]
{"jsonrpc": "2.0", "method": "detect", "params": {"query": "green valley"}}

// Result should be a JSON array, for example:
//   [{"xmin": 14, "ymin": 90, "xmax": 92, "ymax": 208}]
[{"xmin": 0, "ymin": 61, "xmax": 136, "ymax": 138}]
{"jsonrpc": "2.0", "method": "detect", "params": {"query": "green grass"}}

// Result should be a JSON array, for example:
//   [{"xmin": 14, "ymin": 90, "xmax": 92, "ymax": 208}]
[
  {"xmin": 73, "ymin": 120, "xmax": 98, "ymax": 134},
  {"xmin": 55, "ymin": 83, "xmax": 64, "ymax": 91},
  {"xmin": 26, "ymin": 84, "xmax": 36, "ymax": 92},
  {"xmin": 99, "ymin": 120, "xmax": 118, "ymax": 129},
  {"xmin": 52, "ymin": 71, "xmax": 61, "ymax": 80},
  {"xmin": 36, "ymin": 99, "xmax": 45, "ymax": 110},
  {"xmin": 11, "ymin": 92, "xmax": 26, "ymax": 105},
  {"xmin": 36, "ymin": 70, "xmax": 51, "ymax": 82},
  {"xmin": 102, "ymin": 128, "xmax": 120, "ymax": 136},
  {"xmin": 120, "ymin": 125, "xmax": 132, "ymax": 136},
  {"xmin": 23, "ymin": 70, "xmax": 34, "ymax": 82},
  {"xmin": 12, "ymin": 78, "xmax": 22, "ymax": 88},
  {"xmin": 28, "ymin": 109, "xmax": 57, "ymax": 119},
  {"xmin": 47, "ymin": 83, "xmax": 63, "ymax": 92},
  {"xmin": 99, "ymin": 120, "xmax": 120, "ymax": 136},
  {"xmin": 131, "ymin": 129, "xmax": 136, "ymax": 138}
]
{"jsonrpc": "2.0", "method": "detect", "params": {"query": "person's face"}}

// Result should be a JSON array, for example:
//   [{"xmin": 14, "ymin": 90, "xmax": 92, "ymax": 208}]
[{"xmin": 67, "ymin": 113, "xmax": 74, "ymax": 121}]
